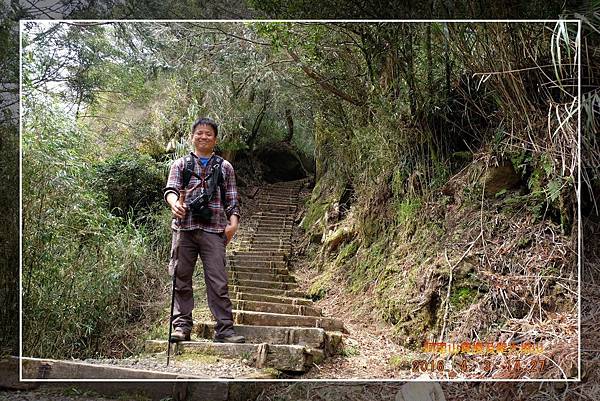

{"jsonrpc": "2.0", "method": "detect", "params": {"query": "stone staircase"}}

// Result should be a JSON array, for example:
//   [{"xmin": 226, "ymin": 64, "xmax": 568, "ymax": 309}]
[{"xmin": 146, "ymin": 179, "xmax": 345, "ymax": 374}]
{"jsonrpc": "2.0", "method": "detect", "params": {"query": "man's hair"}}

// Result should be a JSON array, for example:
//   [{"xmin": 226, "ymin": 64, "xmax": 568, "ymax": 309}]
[{"xmin": 191, "ymin": 117, "xmax": 218, "ymax": 137}]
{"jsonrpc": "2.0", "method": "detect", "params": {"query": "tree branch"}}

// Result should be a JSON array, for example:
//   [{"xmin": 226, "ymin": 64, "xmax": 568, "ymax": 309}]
[{"xmin": 287, "ymin": 49, "xmax": 365, "ymax": 107}]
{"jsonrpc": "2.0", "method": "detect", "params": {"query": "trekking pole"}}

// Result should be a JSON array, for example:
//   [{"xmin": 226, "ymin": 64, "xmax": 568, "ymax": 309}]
[{"xmin": 167, "ymin": 190, "xmax": 186, "ymax": 367}]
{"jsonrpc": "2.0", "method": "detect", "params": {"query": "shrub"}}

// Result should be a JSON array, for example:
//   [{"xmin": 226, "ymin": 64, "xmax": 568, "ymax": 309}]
[{"xmin": 96, "ymin": 152, "xmax": 165, "ymax": 222}]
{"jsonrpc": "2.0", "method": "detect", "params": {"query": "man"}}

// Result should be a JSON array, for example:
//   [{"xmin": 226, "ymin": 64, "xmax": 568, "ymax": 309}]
[{"xmin": 163, "ymin": 117, "xmax": 245, "ymax": 343}]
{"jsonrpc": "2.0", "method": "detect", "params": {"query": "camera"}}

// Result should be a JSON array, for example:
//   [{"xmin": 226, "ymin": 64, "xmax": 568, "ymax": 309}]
[{"xmin": 188, "ymin": 190, "xmax": 213, "ymax": 221}]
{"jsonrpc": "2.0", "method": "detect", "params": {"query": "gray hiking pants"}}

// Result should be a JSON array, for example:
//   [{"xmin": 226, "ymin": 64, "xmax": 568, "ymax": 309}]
[{"xmin": 169, "ymin": 229, "xmax": 234, "ymax": 338}]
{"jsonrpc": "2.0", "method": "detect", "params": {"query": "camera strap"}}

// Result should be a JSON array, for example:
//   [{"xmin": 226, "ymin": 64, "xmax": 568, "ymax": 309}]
[{"xmin": 183, "ymin": 153, "xmax": 226, "ymax": 204}]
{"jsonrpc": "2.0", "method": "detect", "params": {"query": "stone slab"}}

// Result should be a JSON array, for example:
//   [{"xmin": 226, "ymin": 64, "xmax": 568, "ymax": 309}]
[
  {"xmin": 145, "ymin": 341, "xmax": 312, "ymax": 372},
  {"xmin": 232, "ymin": 292, "xmax": 313, "ymax": 306},
  {"xmin": 233, "ymin": 310, "xmax": 347, "ymax": 332},
  {"xmin": 230, "ymin": 279, "xmax": 298, "ymax": 290},
  {"xmin": 232, "ymin": 300, "xmax": 321, "ymax": 316},
  {"xmin": 230, "ymin": 285, "xmax": 307, "ymax": 298},
  {"xmin": 229, "ymin": 266, "xmax": 290, "ymax": 275},
  {"xmin": 228, "ymin": 260, "xmax": 287, "ymax": 268},
  {"xmin": 228, "ymin": 271, "xmax": 296, "ymax": 283},
  {"xmin": 20, "ymin": 357, "xmax": 203, "ymax": 380},
  {"xmin": 192, "ymin": 323, "xmax": 326, "ymax": 348}
]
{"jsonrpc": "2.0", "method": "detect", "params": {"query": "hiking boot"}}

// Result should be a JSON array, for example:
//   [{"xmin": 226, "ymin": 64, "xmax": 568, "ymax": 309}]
[
  {"xmin": 214, "ymin": 334, "xmax": 246, "ymax": 343},
  {"xmin": 170, "ymin": 328, "xmax": 191, "ymax": 342}
]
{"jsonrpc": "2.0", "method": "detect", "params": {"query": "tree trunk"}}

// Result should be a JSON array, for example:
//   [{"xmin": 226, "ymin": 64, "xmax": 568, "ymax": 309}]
[
  {"xmin": 284, "ymin": 108, "xmax": 293, "ymax": 143},
  {"xmin": 426, "ymin": 25, "xmax": 433, "ymax": 99}
]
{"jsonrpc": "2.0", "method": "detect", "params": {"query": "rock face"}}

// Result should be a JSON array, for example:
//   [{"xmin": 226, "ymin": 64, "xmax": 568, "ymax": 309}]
[
  {"xmin": 257, "ymin": 142, "xmax": 308, "ymax": 182},
  {"xmin": 482, "ymin": 161, "xmax": 521, "ymax": 197}
]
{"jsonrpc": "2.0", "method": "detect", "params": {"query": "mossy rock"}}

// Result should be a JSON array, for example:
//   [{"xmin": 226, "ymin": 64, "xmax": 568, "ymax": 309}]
[
  {"xmin": 449, "ymin": 286, "xmax": 480, "ymax": 310},
  {"xmin": 482, "ymin": 161, "xmax": 521, "ymax": 197},
  {"xmin": 324, "ymin": 226, "xmax": 354, "ymax": 253}
]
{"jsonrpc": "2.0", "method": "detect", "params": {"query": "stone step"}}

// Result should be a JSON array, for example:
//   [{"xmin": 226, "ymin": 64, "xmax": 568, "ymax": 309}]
[
  {"xmin": 259, "ymin": 187, "xmax": 300, "ymax": 192},
  {"xmin": 232, "ymin": 300, "xmax": 321, "ymax": 317},
  {"xmin": 228, "ymin": 260, "xmax": 287, "ymax": 268},
  {"xmin": 254, "ymin": 215, "xmax": 295, "ymax": 221},
  {"xmin": 229, "ymin": 255, "xmax": 286, "ymax": 262},
  {"xmin": 254, "ymin": 212, "xmax": 296, "ymax": 218},
  {"xmin": 235, "ymin": 237, "xmax": 291, "ymax": 243},
  {"xmin": 145, "ymin": 340, "xmax": 320, "ymax": 372},
  {"xmin": 229, "ymin": 279, "xmax": 298, "ymax": 290},
  {"xmin": 242, "ymin": 233, "xmax": 292, "ymax": 240},
  {"xmin": 252, "ymin": 228, "xmax": 293, "ymax": 234},
  {"xmin": 233, "ymin": 310, "xmax": 347, "ymax": 333},
  {"xmin": 248, "ymin": 229, "xmax": 293, "ymax": 235},
  {"xmin": 258, "ymin": 200, "xmax": 296, "ymax": 205},
  {"xmin": 250, "ymin": 230, "xmax": 292, "ymax": 237},
  {"xmin": 229, "ymin": 266, "xmax": 290, "ymax": 275},
  {"xmin": 256, "ymin": 220, "xmax": 294, "ymax": 226},
  {"xmin": 258, "ymin": 201, "xmax": 297, "ymax": 206},
  {"xmin": 249, "ymin": 224, "xmax": 294, "ymax": 230},
  {"xmin": 230, "ymin": 285, "xmax": 307, "ymax": 298},
  {"xmin": 232, "ymin": 292, "xmax": 313, "ymax": 306},
  {"xmin": 234, "ymin": 247, "xmax": 290, "ymax": 254},
  {"xmin": 232, "ymin": 250, "xmax": 287, "ymax": 257},
  {"xmin": 236, "ymin": 248, "xmax": 291, "ymax": 254},
  {"xmin": 250, "ymin": 222, "xmax": 294, "ymax": 227},
  {"xmin": 256, "ymin": 205, "xmax": 298, "ymax": 210},
  {"xmin": 237, "ymin": 243, "xmax": 292, "ymax": 254},
  {"xmin": 192, "ymin": 323, "xmax": 334, "ymax": 349},
  {"xmin": 258, "ymin": 190, "xmax": 300, "ymax": 195},
  {"xmin": 228, "ymin": 271, "xmax": 296, "ymax": 283},
  {"xmin": 20, "ymin": 357, "xmax": 204, "ymax": 380}
]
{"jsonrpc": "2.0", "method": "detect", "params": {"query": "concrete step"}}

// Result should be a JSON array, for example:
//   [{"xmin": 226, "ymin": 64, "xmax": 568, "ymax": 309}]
[
  {"xmin": 232, "ymin": 292, "xmax": 313, "ymax": 306},
  {"xmin": 230, "ymin": 285, "xmax": 307, "ymax": 298},
  {"xmin": 145, "ymin": 340, "xmax": 321, "ymax": 372},
  {"xmin": 228, "ymin": 271, "xmax": 296, "ymax": 283},
  {"xmin": 229, "ymin": 279, "xmax": 298, "ymax": 290},
  {"xmin": 228, "ymin": 260, "xmax": 287, "ymax": 268},
  {"xmin": 192, "ymin": 323, "xmax": 328, "ymax": 348},
  {"xmin": 232, "ymin": 300, "xmax": 321, "ymax": 317},
  {"xmin": 233, "ymin": 310, "xmax": 347, "ymax": 333}
]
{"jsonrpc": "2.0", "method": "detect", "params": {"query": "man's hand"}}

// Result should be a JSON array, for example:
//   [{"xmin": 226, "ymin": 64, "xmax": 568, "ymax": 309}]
[
  {"xmin": 224, "ymin": 215, "xmax": 239, "ymax": 244},
  {"xmin": 167, "ymin": 193, "xmax": 187, "ymax": 220}
]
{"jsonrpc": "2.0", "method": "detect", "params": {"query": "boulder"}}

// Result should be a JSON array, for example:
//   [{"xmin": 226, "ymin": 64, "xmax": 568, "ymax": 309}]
[{"xmin": 482, "ymin": 161, "xmax": 521, "ymax": 197}]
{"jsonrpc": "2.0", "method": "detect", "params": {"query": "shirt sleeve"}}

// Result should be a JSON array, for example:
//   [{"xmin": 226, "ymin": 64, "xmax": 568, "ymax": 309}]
[
  {"xmin": 163, "ymin": 158, "xmax": 184, "ymax": 203},
  {"xmin": 222, "ymin": 161, "xmax": 241, "ymax": 220}
]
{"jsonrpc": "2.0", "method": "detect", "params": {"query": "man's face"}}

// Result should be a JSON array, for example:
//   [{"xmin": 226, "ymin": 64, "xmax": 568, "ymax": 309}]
[{"xmin": 191, "ymin": 124, "xmax": 217, "ymax": 154}]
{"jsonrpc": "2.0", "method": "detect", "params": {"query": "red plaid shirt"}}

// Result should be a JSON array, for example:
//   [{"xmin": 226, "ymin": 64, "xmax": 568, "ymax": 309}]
[{"xmin": 163, "ymin": 152, "xmax": 240, "ymax": 233}]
